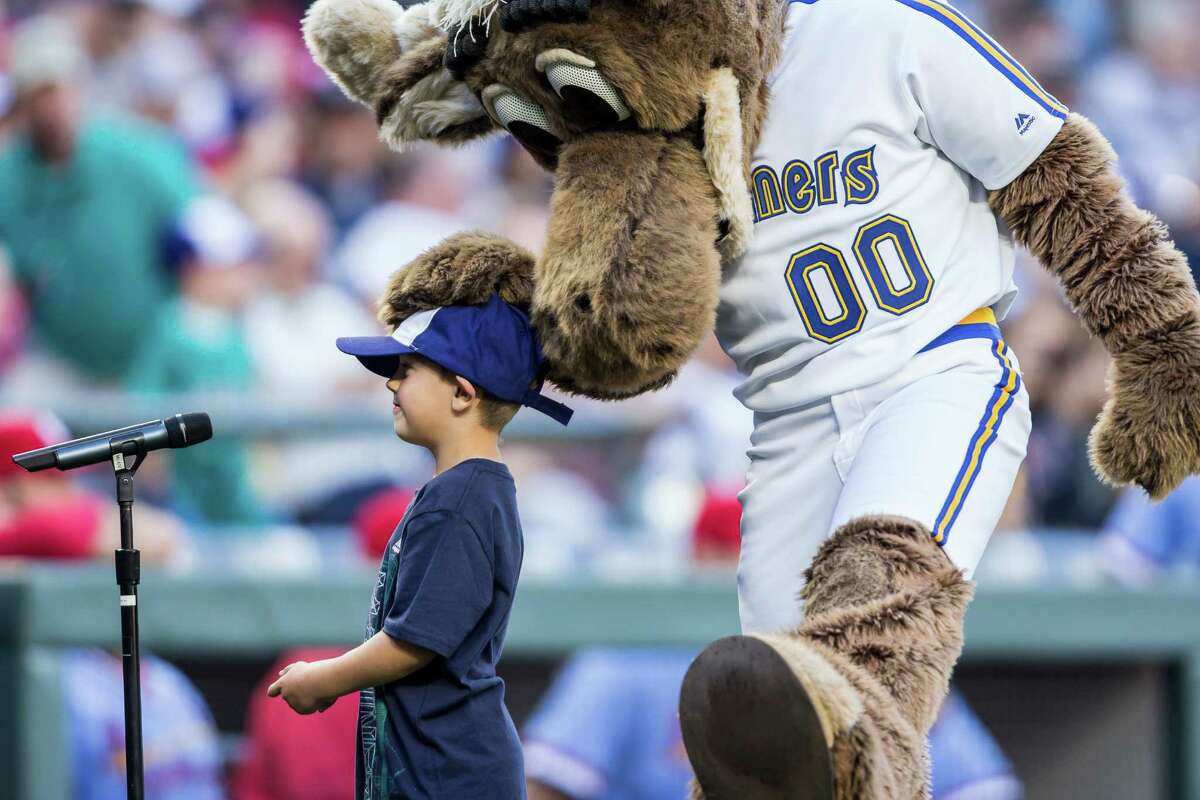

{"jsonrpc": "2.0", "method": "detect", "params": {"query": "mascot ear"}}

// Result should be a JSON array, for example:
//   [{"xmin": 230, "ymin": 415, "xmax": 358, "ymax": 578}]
[
  {"xmin": 377, "ymin": 232, "xmax": 536, "ymax": 330},
  {"xmin": 303, "ymin": 0, "xmax": 497, "ymax": 149}
]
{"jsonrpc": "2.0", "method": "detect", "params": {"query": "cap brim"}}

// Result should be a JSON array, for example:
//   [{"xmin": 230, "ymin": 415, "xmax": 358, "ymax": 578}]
[{"xmin": 336, "ymin": 336, "xmax": 415, "ymax": 379}]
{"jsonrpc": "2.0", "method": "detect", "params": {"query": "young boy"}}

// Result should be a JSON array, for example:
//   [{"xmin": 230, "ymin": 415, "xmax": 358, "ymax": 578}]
[{"xmin": 267, "ymin": 292, "xmax": 573, "ymax": 799}]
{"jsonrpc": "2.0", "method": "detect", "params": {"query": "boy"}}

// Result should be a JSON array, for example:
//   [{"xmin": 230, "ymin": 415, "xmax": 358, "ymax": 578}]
[{"xmin": 267, "ymin": 292, "xmax": 573, "ymax": 799}]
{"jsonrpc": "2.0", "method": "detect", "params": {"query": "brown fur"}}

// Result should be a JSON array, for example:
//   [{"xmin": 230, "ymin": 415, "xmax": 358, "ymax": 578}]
[
  {"xmin": 772, "ymin": 516, "xmax": 966, "ymax": 798},
  {"xmin": 302, "ymin": 0, "xmax": 412, "ymax": 108},
  {"xmin": 801, "ymin": 572, "xmax": 971, "ymax": 737},
  {"xmin": 376, "ymin": 232, "xmax": 535, "ymax": 329},
  {"xmin": 798, "ymin": 517, "xmax": 970, "ymax": 736},
  {"xmin": 376, "ymin": 35, "xmax": 450, "ymax": 122},
  {"xmin": 304, "ymin": 0, "xmax": 495, "ymax": 149},
  {"xmin": 989, "ymin": 114, "xmax": 1200, "ymax": 497},
  {"xmin": 801, "ymin": 516, "xmax": 956, "ymax": 617},
  {"xmin": 535, "ymin": 129, "xmax": 721, "ymax": 398}
]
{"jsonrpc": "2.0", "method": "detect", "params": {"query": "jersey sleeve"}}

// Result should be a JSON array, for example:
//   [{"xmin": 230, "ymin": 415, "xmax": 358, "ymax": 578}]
[
  {"xmin": 382, "ymin": 509, "xmax": 494, "ymax": 658},
  {"xmin": 522, "ymin": 650, "xmax": 635, "ymax": 798},
  {"xmin": 898, "ymin": 0, "xmax": 1067, "ymax": 190}
]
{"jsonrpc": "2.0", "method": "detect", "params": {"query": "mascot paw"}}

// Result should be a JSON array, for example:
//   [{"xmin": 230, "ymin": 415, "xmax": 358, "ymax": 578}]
[
  {"xmin": 500, "ymin": 0, "xmax": 591, "ymax": 33},
  {"xmin": 1089, "ymin": 316, "xmax": 1200, "ymax": 499},
  {"xmin": 376, "ymin": 232, "xmax": 535, "ymax": 329}
]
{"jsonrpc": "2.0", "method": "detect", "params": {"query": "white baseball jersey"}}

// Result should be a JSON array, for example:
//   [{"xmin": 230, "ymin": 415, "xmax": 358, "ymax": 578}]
[{"xmin": 715, "ymin": 0, "xmax": 1067, "ymax": 413}]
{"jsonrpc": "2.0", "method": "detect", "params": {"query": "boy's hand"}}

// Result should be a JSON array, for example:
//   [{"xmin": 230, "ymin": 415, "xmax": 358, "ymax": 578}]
[{"xmin": 267, "ymin": 661, "xmax": 337, "ymax": 715}]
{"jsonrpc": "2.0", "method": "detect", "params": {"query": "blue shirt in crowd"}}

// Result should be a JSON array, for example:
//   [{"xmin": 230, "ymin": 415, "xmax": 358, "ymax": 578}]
[
  {"xmin": 1101, "ymin": 477, "xmax": 1200, "ymax": 581},
  {"xmin": 63, "ymin": 648, "xmax": 222, "ymax": 800},
  {"xmin": 356, "ymin": 458, "xmax": 526, "ymax": 800}
]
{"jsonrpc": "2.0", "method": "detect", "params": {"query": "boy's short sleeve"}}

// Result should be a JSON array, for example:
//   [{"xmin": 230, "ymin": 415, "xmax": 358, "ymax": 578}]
[
  {"xmin": 900, "ymin": 1, "xmax": 1067, "ymax": 190},
  {"xmin": 383, "ymin": 510, "xmax": 494, "ymax": 658}
]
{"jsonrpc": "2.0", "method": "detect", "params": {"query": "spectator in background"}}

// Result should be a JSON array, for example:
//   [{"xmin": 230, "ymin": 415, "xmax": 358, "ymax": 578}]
[
  {"xmin": 0, "ymin": 249, "xmax": 29, "ymax": 374},
  {"xmin": 298, "ymin": 88, "xmax": 394, "ymax": 234},
  {"xmin": 524, "ymin": 650, "xmax": 1021, "ymax": 800},
  {"xmin": 525, "ymin": 503, "xmax": 1021, "ymax": 799},
  {"xmin": 1003, "ymin": 296, "xmax": 1115, "ymax": 529},
  {"xmin": 0, "ymin": 413, "xmax": 183, "ymax": 562},
  {"xmin": 464, "ymin": 138, "xmax": 555, "ymax": 255},
  {"xmin": 125, "ymin": 194, "xmax": 263, "ymax": 525},
  {"xmin": 84, "ymin": 0, "xmax": 234, "ymax": 158},
  {"xmin": 1079, "ymin": 0, "xmax": 1200, "ymax": 270},
  {"xmin": 0, "ymin": 13, "xmax": 200, "ymax": 390},
  {"xmin": 232, "ymin": 646, "xmax": 359, "ymax": 800},
  {"xmin": 635, "ymin": 333, "xmax": 752, "ymax": 568},
  {"xmin": 64, "ymin": 647, "xmax": 222, "ymax": 800},
  {"xmin": 1099, "ymin": 478, "xmax": 1200, "ymax": 584},
  {"xmin": 241, "ymin": 178, "xmax": 410, "ymax": 522},
  {"xmin": 331, "ymin": 152, "xmax": 478, "ymax": 304},
  {"xmin": 230, "ymin": 493, "xmax": 418, "ymax": 796}
]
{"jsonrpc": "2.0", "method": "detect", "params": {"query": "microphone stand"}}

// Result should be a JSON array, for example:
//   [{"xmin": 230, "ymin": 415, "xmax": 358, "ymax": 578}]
[{"xmin": 111, "ymin": 437, "xmax": 147, "ymax": 800}]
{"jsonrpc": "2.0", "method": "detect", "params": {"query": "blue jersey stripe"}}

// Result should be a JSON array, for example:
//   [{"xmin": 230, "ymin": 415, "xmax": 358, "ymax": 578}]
[
  {"xmin": 933, "ymin": 340, "xmax": 1019, "ymax": 544},
  {"xmin": 894, "ymin": 0, "xmax": 1068, "ymax": 120},
  {"xmin": 941, "ymin": 369, "xmax": 1020, "ymax": 537},
  {"xmin": 919, "ymin": 322, "xmax": 1001, "ymax": 352}
]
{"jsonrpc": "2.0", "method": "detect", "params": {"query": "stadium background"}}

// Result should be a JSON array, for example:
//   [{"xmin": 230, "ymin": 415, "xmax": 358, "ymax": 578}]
[{"xmin": 0, "ymin": 0, "xmax": 1198, "ymax": 797}]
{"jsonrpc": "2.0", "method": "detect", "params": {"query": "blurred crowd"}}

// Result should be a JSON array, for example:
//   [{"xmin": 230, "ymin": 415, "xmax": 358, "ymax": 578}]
[
  {"xmin": 0, "ymin": 0, "xmax": 1193, "ymax": 581},
  {"xmin": 0, "ymin": 0, "xmax": 1197, "ymax": 797},
  {"xmin": 0, "ymin": 0, "xmax": 1198, "ymax": 576}
]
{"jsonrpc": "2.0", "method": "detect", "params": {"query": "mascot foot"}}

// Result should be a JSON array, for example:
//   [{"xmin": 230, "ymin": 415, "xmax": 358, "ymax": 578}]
[
  {"xmin": 680, "ymin": 636, "xmax": 835, "ymax": 800},
  {"xmin": 681, "ymin": 632, "xmax": 929, "ymax": 800},
  {"xmin": 682, "ymin": 517, "xmax": 974, "ymax": 799},
  {"xmin": 536, "ymin": 49, "xmax": 631, "ymax": 129}
]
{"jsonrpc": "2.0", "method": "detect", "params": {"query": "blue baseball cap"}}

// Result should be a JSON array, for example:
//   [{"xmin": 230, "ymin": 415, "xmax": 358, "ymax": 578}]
[{"xmin": 336, "ymin": 293, "xmax": 574, "ymax": 426}]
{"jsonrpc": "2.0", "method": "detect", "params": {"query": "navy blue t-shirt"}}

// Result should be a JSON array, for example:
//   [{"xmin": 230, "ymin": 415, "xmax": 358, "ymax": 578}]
[{"xmin": 356, "ymin": 458, "xmax": 526, "ymax": 800}]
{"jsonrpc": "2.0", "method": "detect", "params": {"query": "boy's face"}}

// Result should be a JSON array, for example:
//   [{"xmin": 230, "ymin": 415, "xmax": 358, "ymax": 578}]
[{"xmin": 386, "ymin": 355, "xmax": 475, "ymax": 446}]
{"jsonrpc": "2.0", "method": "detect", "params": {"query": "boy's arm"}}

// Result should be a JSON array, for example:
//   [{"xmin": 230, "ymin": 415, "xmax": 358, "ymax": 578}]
[
  {"xmin": 316, "ymin": 631, "xmax": 436, "ymax": 695},
  {"xmin": 267, "ymin": 632, "xmax": 435, "ymax": 714}
]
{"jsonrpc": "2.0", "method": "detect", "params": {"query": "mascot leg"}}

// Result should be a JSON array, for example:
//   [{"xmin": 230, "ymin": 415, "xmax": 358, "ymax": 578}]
[{"xmin": 681, "ymin": 516, "xmax": 970, "ymax": 800}]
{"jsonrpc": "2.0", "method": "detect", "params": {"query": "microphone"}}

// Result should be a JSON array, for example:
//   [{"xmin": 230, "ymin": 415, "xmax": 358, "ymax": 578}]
[{"xmin": 11, "ymin": 413, "xmax": 213, "ymax": 472}]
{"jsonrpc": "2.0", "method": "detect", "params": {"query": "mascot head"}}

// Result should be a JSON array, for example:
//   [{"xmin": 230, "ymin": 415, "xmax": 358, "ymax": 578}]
[{"xmin": 304, "ymin": 0, "xmax": 788, "ymax": 398}]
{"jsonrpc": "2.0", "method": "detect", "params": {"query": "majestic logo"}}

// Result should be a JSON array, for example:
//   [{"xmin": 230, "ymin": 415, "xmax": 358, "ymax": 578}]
[{"xmin": 1015, "ymin": 113, "xmax": 1036, "ymax": 135}]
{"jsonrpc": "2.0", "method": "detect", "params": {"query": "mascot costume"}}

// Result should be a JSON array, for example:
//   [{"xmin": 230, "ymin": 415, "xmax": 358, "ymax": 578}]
[{"xmin": 302, "ymin": 0, "xmax": 1200, "ymax": 796}]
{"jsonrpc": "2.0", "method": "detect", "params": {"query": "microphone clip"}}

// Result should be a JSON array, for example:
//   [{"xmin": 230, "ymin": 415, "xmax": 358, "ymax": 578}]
[{"xmin": 110, "ymin": 435, "xmax": 148, "ymax": 475}]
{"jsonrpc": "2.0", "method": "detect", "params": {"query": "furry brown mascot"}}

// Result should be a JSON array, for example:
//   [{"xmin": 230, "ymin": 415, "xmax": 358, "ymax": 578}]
[{"xmin": 303, "ymin": 0, "xmax": 1200, "ymax": 797}]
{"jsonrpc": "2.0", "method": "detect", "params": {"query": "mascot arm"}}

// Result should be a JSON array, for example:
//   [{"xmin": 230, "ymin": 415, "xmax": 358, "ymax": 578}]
[
  {"xmin": 989, "ymin": 113, "xmax": 1200, "ymax": 498},
  {"xmin": 303, "ymin": 0, "xmax": 498, "ymax": 149}
]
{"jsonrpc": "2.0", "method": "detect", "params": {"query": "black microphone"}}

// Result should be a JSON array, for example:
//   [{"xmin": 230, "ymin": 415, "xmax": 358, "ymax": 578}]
[{"xmin": 11, "ymin": 413, "xmax": 213, "ymax": 472}]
